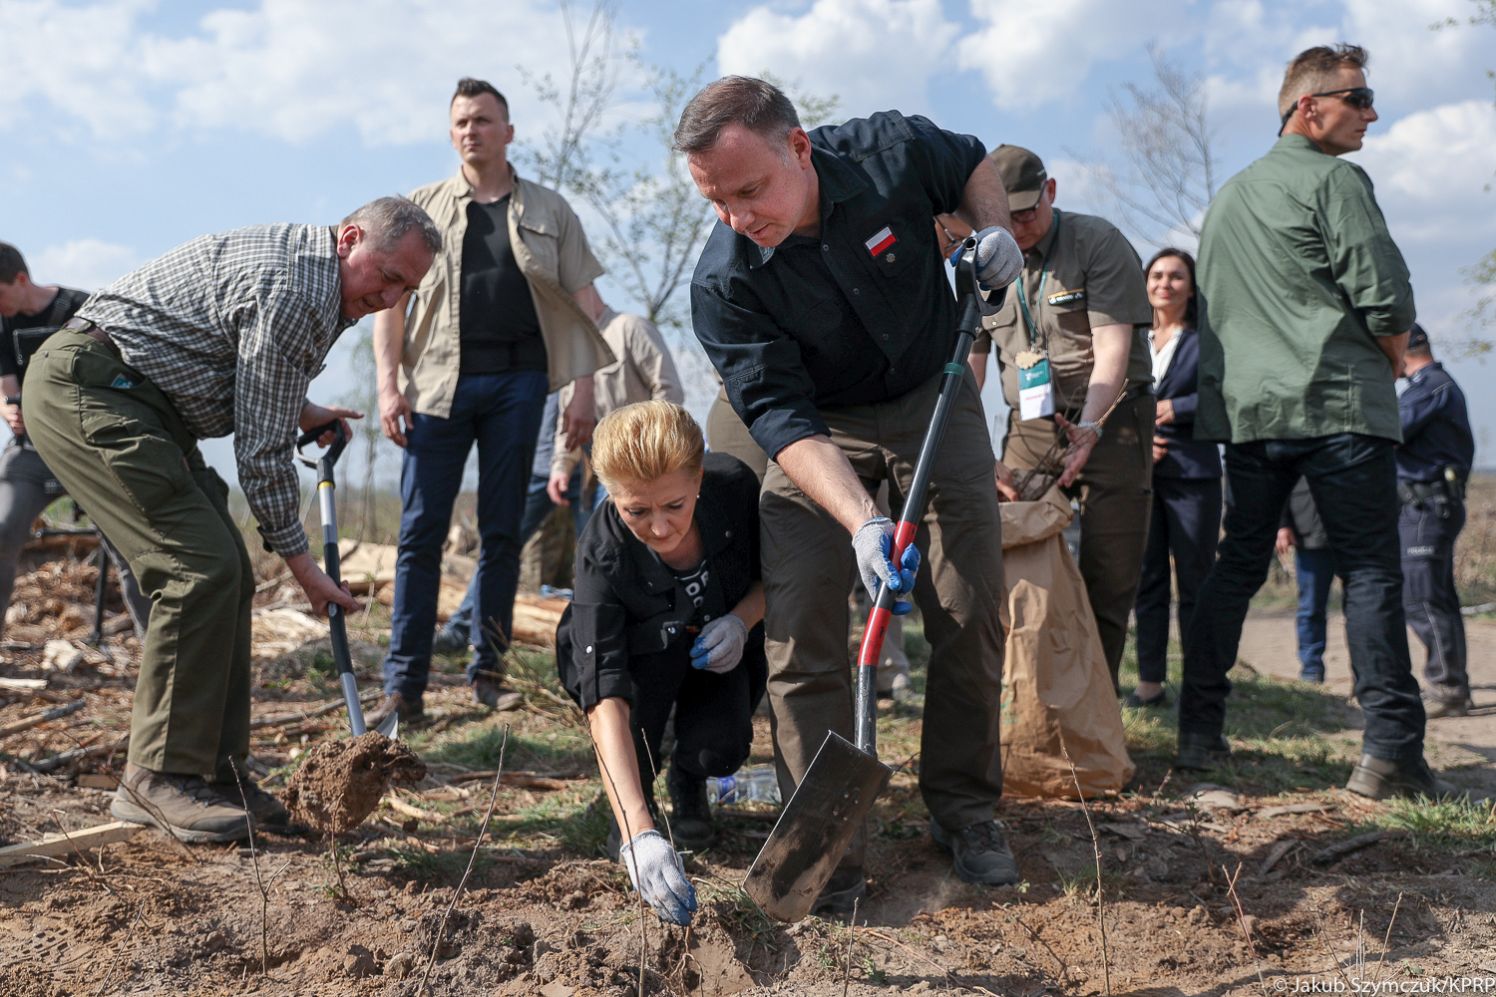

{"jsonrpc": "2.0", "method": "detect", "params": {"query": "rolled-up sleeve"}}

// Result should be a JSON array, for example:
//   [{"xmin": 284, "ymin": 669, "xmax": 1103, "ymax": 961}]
[
  {"xmin": 901, "ymin": 115, "xmax": 986, "ymax": 214},
  {"xmin": 691, "ymin": 279, "xmax": 828, "ymax": 459},
  {"xmin": 233, "ymin": 285, "xmax": 326, "ymax": 557},
  {"xmin": 1325, "ymin": 165, "xmax": 1415, "ymax": 336}
]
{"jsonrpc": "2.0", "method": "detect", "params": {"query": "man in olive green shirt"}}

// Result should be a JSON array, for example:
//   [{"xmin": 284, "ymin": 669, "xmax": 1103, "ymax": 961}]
[
  {"xmin": 1179, "ymin": 44, "xmax": 1443, "ymax": 801},
  {"xmin": 972, "ymin": 145, "xmax": 1154, "ymax": 686}
]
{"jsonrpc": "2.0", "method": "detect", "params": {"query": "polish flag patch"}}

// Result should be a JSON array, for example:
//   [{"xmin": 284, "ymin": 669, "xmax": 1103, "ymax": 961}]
[{"xmin": 864, "ymin": 225, "xmax": 896, "ymax": 257}]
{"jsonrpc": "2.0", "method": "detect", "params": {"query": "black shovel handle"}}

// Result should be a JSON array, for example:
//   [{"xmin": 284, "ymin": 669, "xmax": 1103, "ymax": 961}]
[
  {"xmin": 852, "ymin": 239, "xmax": 989, "ymax": 754},
  {"xmin": 297, "ymin": 421, "xmax": 368, "ymax": 734}
]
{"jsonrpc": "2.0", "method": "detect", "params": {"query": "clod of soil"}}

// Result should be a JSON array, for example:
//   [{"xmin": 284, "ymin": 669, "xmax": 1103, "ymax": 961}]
[{"xmin": 283, "ymin": 732, "xmax": 426, "ymax": 834}]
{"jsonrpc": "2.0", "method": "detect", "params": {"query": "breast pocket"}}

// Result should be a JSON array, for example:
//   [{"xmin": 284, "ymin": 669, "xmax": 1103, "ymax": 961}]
[{"xmin": 516, "ymin": 220, "xmax": 560, "ymax": 278}]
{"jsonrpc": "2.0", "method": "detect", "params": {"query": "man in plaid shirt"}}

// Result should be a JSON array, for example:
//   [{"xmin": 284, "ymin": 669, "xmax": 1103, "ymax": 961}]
[{"xmin": 25, "ymin": 196, "xmax": 440, "ymax": 844}]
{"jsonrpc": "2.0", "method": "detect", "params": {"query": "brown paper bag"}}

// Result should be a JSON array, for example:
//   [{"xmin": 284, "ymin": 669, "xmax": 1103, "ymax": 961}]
[{"xmin": 999, "ymin": 488, "xmax": 1135, "ymax": 798}]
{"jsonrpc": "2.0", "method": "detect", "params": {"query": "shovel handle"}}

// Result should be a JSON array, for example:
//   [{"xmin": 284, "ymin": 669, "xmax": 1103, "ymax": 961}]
[
  {"xmin": 304, "ymin": 423, "xmax": 368, "ymax": 736},
  {"xmin": 852, "ymin": 238, "xmax": 985, "ymax": 754}
]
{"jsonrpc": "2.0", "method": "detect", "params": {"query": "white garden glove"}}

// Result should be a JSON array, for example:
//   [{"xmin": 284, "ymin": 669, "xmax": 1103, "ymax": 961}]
[
  {"xmin": 691, "ymin": 615, "xmax": 748, "ymax": 674},
  {"xmin": 619, "ymin": 829, "xmax": 697, "ymax": 926},
  {"xmin": 851, "ymin": 517, "xmax": 919, "ymax": 615},
  {"xmin": 972, "ymin": 225, "xmax": 1023, "ymax": 315}
]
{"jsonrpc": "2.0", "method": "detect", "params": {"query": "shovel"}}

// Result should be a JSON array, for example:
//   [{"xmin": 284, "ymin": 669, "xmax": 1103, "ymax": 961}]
[
  {"xmin": 742, "ymin": 239, "xmax": 988, "ymax": 922},
  {"xmin": 296, "ymin": 421, "xmax": 399, "ymax": 741}
]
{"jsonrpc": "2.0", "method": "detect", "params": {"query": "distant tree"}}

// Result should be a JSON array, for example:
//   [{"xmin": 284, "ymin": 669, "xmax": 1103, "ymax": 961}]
[{"xmin": 1089, "ymin": 44, "xmax": 1220, "ymax": 248}]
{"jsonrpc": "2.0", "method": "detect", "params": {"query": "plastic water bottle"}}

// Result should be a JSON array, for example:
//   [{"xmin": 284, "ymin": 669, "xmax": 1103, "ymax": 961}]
[
  {"xmin": 705, "ymin": 765, "xmax": 781, "ymax": 806},
  {"xmin": 539, "ymin": 584, "xmax": 574, "ymax": 601}
]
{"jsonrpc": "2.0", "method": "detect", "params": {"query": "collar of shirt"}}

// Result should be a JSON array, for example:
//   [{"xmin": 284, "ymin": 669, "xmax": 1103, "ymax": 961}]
[
  {"xmin": 746, "ymin": 147, "xmax": 869, "ymax": 272},
  {"xmin": 1024, "ymin": 208, "xmax": 1064, "ymax": 267},
  {"xmin": 1149, "ymin": 327, "xmax": 1185, "ymax": 383}
]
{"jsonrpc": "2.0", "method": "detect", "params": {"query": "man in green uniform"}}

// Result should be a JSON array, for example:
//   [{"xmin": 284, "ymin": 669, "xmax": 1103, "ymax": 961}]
[
  {"xmin": 972, "ymin": 145, "xmax": 1154, "ymax": 688},
  {"xmin": 1178, "ymin": 44, "xmax": 1443, "ymax": 799}
]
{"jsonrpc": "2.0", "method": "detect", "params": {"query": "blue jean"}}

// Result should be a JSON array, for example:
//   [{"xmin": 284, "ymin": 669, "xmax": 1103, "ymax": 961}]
[
  {"xmin": 446, "ymin": 465, "xmax": 591, "ymax": 636},
  {"xmin": 1180, "ymin": 434, "xmax": 1424, "ymax": 762},
  {"xmin": 1293, "ymin": 547, "xmax": 1335, "ymax": 677},
  {"xmin": 382, "ymin": 371, "xmax": 548, "ymax": 698}
]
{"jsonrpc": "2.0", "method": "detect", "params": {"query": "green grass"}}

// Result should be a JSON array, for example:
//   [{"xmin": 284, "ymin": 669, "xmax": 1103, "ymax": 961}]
[
  {"xmin": 1365, "ymin": 796, "xmax": 1496, "ymax": 855},
  {"xmin": 420, "ymin": 725, "xmax": 594, "ymax": 774},
  {"xmin": 387, "ymin": 845, "xmax": 493, "ymax": 884}
]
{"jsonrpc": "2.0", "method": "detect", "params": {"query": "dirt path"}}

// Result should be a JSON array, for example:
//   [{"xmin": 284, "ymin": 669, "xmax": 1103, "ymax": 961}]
[{"xmin": 1236, "ymin": 611, "xmax": 1496, "ymax": 794}]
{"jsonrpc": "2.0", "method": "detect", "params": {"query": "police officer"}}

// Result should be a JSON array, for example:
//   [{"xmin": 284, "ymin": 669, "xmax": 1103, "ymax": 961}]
[
  {"xmin": 1397, "ymin": 323, "xmax": 1475, "ymax": 718},
  {"xmin": 972, "ymin": 145, "xmax": 1154, "ymax": 689}
]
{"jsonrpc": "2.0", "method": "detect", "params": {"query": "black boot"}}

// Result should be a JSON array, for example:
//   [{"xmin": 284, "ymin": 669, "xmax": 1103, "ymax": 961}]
[{"xmin": 667, "ymin": 766, "xmax": 715, "ymax": 852}]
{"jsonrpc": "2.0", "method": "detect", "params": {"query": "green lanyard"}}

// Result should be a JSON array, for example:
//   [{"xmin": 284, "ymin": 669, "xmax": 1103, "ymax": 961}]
[{"xmin": 1015, "ymin": 210, "xmax": 1061, "ymax": 347}]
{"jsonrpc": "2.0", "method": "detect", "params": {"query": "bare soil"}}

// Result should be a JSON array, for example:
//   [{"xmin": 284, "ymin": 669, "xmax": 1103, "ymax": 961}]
[
  {"xmin": 285, "ymin": 732, "xmax": 426, "ymax": 836},
  {"xmin": 1, "ymin": 557, "xmax": 1493, "ymax": 996}
]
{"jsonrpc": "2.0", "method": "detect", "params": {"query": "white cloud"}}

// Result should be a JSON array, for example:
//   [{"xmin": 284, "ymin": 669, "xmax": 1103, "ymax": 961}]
[
  {"xmin": 1352, "ymin": 100, "xmax": 1496, "ymax": 246},
  {"xmin": 717, "ymin": 0, "xmax": 960, "ymax": 118},
  {"xmin": 0, "ymin": 0, "xmax": 651, "ymax": 147},
  {"xmin": 30, "ymin": 240, "xmax": 143, "ymax": 293},
  {"xmin": 958, "ymin": 0, "xmax": 1192, "ymax": 110}
]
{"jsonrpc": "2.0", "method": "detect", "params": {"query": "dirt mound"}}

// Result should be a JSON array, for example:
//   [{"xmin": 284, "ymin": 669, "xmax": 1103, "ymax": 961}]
[{"xmin": 283, "ymin": 732, "xmax": 425, "ymax": 834}]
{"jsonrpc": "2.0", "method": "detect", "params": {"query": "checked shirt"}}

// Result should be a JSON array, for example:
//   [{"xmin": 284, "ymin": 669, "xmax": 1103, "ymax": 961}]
[{"xmin": 77, "ymin": 224, "xmax": 351, "ymax": 556}]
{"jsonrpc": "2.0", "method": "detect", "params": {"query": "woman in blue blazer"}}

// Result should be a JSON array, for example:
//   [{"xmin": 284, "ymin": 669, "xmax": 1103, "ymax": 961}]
[{"xmin": 1128, "ymin": 249, "xmax": 1222, "ymax": 707}]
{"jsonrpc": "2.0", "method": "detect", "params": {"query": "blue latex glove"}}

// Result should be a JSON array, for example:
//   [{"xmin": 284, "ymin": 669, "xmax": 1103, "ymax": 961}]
[
  {"xmin": 851, "ymin": 517, "xmax": 921, "ymax": 616},
  {"xmin": 691, "ymin": 614, "xmax": 748, "ymax": 673},
  {"xmin": 619, "ymin": 829, "xmax": 697, "ymax": 925}
]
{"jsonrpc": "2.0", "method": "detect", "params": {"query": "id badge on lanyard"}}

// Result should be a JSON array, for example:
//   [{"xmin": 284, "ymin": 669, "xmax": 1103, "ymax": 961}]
[{"xmin": 1016, "ymin": 351, "xmax": 1055, "ymax": 420}]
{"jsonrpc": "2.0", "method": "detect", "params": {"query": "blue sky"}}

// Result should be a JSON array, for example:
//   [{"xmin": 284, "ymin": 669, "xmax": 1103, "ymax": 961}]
[{"xmin": 4, "ymin": 0, "xmax": 1494, "ymax": 492}]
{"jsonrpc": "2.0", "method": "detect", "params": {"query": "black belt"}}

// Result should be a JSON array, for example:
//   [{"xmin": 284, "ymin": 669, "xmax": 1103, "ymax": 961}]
[
  {"xmin": 1399, "ymin": 479, "xmax": 1461, "ymax": 504},
  {"xmin": 61, "ymin": 317, "xmax": 114, "ymax": 348}
]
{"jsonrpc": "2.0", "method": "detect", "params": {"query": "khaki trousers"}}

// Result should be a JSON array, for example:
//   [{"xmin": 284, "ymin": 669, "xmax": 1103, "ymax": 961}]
[
  {"xmin": 26, "ymin": 330, "xmax": 255, "ymax": 778},
  {"xmin": 760, "ymin": 368, "xmax": 1005, "ymax": 869},
  {"xmin": 1003, "ymin": 392, "xmax": 1155, "ymax": 684}
]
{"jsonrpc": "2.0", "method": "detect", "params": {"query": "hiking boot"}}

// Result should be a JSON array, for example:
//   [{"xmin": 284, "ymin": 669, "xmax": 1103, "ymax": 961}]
[
  {"xmin": 1423, "ymin": 693, "xmax": 1471, "ymax": 720},
  {"xmin": 813, "ymin": 866, "xmax": 867, "ymax": 919},
  {"xmin": 111, "ymin": 765, "xmax": 252, "ymax": 843},
  {"xmin": 1174, "ymin": 732, "xmax": 1231, "ymax": 771},
  {"xmin": 472, "ymin": 676, "xmax": 522, "ymax": 711},
  {"xmin": 432, "ymin": 623, "xmax": 470, "ymax": 655},
  {"xmin": 1299, "ymin": 667, "xmax": 1326, "ymax": 684},
  {"xmin": 666, "ymin": 767, "xmax": 715, "ymax": 852},
  {"xmin": 211, "ymin": 775, "xmax": 296, "ymax": 834},
  {"xmin": 1345, "ymin": 753, "xmax": 1456, "ymax": 801},
  {"xmin": 930, "ymin": 818, "xmax": 1020, "ymax": 886},
  {"xmin": 367, "ymin": 692, "xmax": 424, "ymax": 728}
]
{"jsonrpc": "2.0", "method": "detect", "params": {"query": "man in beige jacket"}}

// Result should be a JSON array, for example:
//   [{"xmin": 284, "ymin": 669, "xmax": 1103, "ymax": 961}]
[{"xmin": 373, "ymin": 77, "xmax": 611, "ymax": 721}]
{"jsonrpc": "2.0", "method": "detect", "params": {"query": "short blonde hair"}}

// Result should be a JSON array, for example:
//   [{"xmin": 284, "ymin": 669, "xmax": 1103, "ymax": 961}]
[
  {"xmin": 1278, "ymin": 44, "xmax": 1369, "ymax": 119},
  {"xmin": 591, "ymin": 401, "xmax": 705, "ymax": 491}
]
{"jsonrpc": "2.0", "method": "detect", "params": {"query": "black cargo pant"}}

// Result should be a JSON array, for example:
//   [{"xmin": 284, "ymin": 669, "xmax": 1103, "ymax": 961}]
[{"xmin": 1399, "ymin": 488, "xmax": 1468, "ymax": 701}]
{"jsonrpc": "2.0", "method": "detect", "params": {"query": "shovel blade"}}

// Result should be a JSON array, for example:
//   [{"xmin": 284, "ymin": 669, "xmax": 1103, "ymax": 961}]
[
  {"xmin": 742, "ymin": 731, "xmax": 891, "ymax": 922},
  {"xmin": 375, "ymin": 710, "xmax": 400, "ymax": 740}
]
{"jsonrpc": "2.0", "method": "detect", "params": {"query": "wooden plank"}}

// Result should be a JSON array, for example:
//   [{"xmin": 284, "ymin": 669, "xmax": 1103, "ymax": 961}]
[
  {"xmin": 0, "ymin": 678, "xmax": 47, "ymax": 692},
  {"xmin": 0, "ymin": 820, "xmax": 142, "ymax": 868}
]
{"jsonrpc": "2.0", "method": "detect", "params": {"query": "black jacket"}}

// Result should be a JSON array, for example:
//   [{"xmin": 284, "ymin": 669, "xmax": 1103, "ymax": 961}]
[
  {"xmin": 1153, "ymin": 327, "xmax": 1222, "ymax": 479},
  {"xmin": 556, "ymin": 452, "xmax": 764, "ymax": 709}
]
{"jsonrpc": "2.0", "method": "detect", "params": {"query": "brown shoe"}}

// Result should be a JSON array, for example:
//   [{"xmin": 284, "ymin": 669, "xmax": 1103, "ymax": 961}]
[
  {"xmin": 1424, "ymin": 694, "xmax": 1471, "ymax": 720},
  {"xmin": 472, "ymin": 676, "xmax": 522, "ymax": 711},
  {"xmin": 111, "ymin": 764, "xmax": 251, "ymax": 843},
  {"xmin": 367, "ymin": 692, "xmax": 424, "ymax": 728},
  {"xmin": 211, "ymin": 775, "xmax": 297, "ymax": 834}
]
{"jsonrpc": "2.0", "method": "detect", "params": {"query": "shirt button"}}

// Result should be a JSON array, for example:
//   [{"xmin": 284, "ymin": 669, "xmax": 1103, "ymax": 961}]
[
  {"xmin": 584, "ymin": 644, "xmax": 594, "ymax": 654},
  {"xmin": 822, "ymin": 244, "xmax": 830, "ymax": 252},
  {"xmin": 882, "ymin": 334, "xmax": 890, "ymax": 341},
  {"xmin": 725, "ymin": 530, "xmax": 733, "ymax": 538},
  {"xmin": 852, "ymin": 288, "xmax": 860, "ymax": 295}
]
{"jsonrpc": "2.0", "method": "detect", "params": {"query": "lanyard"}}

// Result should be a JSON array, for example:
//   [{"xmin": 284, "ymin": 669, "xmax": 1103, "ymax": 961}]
[{"xmin": 1015, "ymin": 210, "xmax": 1061, "ymax": 346}]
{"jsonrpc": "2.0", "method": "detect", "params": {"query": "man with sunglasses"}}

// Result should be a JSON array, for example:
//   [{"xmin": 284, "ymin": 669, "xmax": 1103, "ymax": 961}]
[{"xmin": 1181, "ymin": 45, "xmax": 1447, "ymax": 799}]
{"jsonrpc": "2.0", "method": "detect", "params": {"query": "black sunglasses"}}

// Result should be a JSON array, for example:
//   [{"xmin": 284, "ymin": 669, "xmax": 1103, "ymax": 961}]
[{"xmin": 1279, "ymin": 87, "xmax": 1375, "ymax": 131}]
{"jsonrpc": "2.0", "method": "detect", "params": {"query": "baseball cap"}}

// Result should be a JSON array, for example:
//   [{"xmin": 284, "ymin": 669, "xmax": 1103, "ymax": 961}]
[
  {"xmin": 990, "ymin": 144, "xmax": 1048, "ymax": 211},
  {"xmin": 1408, "ymin": 323, "xmax": 1429, "ymax": 350}
]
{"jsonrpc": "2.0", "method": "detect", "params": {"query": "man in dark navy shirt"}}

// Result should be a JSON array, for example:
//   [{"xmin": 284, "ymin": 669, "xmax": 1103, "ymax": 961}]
[
  {"xmin": 677, "ymin": 76, "xmax": 1024, "ymax": 910},
  {"xmin": 1397, "ymin": 324, "xmax": 1475, "ymax": 717}
]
